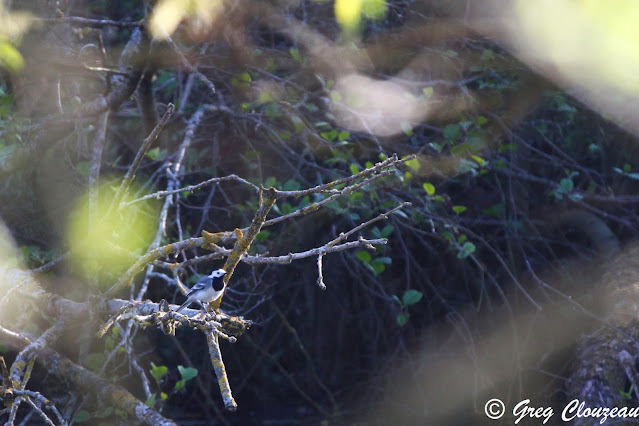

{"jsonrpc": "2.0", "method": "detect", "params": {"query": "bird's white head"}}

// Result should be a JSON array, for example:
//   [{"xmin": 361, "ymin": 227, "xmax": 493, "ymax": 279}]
[{"xmin": 210, "ymin": 269, "xmax": 227, "ymax": 278}]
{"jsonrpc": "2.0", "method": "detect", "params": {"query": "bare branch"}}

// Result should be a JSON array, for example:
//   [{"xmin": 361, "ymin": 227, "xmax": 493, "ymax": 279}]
[
  {"xmin": 111, "ymin": 103, "xmax": 175, "ymax": 210},
  {"xmin": 205, "ymin": 331, "xmax": 237, "ymax": 411},
  {"xmin": 316, "ymin": 254, "xmax": 325, "ymax": 290},
  {"xmin": 122, "ymin": 175, "xmax": 259, "ymax": 207},
  {"xmin": 240, "ymin": 238, "xmax": 387, "ymax": 264},
  {"xmin": 165, "ymin": 36, "xmax": 217, "ymax": 96},
  {"xmin": 271, "ymin": 154, "xmax": 412, "ymax": 199},
  {"xmin": 9, "ymin": 320, "xmax": 66, "ymax": 387},
  {"xmin": 324, "ymin": 202, "xmax": 411, "ymax": 248},
  {"xmin": 11, "ymin": 389, "xmax": 67, "ymax": 426},
  {"xmin": 40, "ymin": 17, "xmax": 143, "ymax": 28}
]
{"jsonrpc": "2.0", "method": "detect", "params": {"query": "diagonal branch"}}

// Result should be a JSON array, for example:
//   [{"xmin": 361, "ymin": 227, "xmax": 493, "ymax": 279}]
[{"xmin": 111, "ymin": 103, "xmax": 175, "ymax": 211}]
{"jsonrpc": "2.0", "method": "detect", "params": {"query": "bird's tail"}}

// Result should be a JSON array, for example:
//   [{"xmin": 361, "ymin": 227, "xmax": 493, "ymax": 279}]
[{"xmin": 175, "ymin": 300, "xmax": 190, "ymax": 312}]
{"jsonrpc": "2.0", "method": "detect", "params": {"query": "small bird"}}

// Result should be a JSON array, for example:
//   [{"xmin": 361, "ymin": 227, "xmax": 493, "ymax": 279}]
[{"xmin": 175, "ymin": 269, "xmax": 227, "ymax": 313}]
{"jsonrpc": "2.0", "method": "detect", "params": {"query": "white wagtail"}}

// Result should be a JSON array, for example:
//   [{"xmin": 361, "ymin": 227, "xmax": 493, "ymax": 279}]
[{"xmin": 175, "ymin": 269, "xmax": 227, "ymax": 313}]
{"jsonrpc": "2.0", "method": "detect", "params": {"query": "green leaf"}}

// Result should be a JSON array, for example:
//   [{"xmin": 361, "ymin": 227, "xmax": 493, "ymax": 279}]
[
  {"xmin": 402, "ymin": 289, "xmax": 423, "ymax": 306},
  {"xmin": 338, "ymin": 130, "xmax": 350, "ymax": 142},
  {"xmin": 451, "ymin": 143, "xmax": 471, "ymax": 156},
  {"xmin": 452, "ymin": 205, "xmax": 467, "ymax": 214},
  {"xmin": 471, "ymin": 155, "xmax": 485, "ymax": 166},
  {"xmin": 289, "ymin": 48, "xmax": 302, "ymax": 62},
  {"xmin": 423, "ymin": 182, "xmax": 436, "ymax": 195},
  {"xmin": 355, "ymin": 250, "xmax": 372, "ymax": 263},
  {"xmin": 257, "ymin": 90, "xmax": 274, "ymax": 104},
  {"xmin": 429, "ymin": 142, "xmax": 443, "ymax": 153},
  {"xmin": 75, "ymin": 411, "xmax": 92, "ymax": 423},
  {"xmin": 256, "ymin": 230, "xmax": 271, "ymax": 242},
  {"xmin": 431, "ymin": 195, "xmax": 445, "ymax": 203},
  {"xmin": 457, "ymin": 242, "xmax": 476, "ymax": 259},
  {"xmin": 178, "ymin": 365, "xmax": 198, "ymax": 382},
  {"xmin": 404, "ymin": 157, "xmax": 420, "ymax": 171},
  {"xmin": 443, "ymin": 124, "xmax": 461, "ymax": 141},
  {"xmin": 422, "ymin": 86, "xmax": 434, "ymax": 97},
  {"xmin": 372, "ymin": 257, "xmax": 392, "ymax": 265},
  {"xmin": 231, "ymin": 72, "xmax": 252, "ymax": 90},
  {"xmin": 396, "ymin": 312, "xmax": 409, "ymax": 327},
  {"xmin": 174, "ymin": 380, "xmax": 185, "ymax": 392},
  {"xmin": 146, "ymin": 147, "xmax": 167, "ymax": 161},
  {"xmin": 160, "ymin": 392, "xmax": 168, "ymax": 401},
  {"xmin": 349, "ymin": 163, "xmax": 360, "ymax": 175},
  {"xmin": 320, "ymin": 129, "xmax": 338, "ymax": 141},
  {"xmin": 280, "ymin": 203, "xmax": 294, "ymax": 215},
  {"xmin": 145, "ymin": 394, "xmax": 156, "ymax": 408},
  {"xmin": 371, "ymin": 262, "xmax": 385, "ymax": 275},
  {"xmin": 558, "ymin": 178, "xmax": 574, "ymax": 193},
  {"xmin": 264, "ymin": 176, "xmax": 278, "ymax": 188},
  {"xmin": 150, "ymin": 363, "xmax": 168, "ymax": 382}
]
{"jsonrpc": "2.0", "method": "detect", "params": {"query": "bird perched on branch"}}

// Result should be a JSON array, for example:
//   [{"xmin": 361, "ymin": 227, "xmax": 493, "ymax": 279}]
[{"xmin": 175, "ymin": 269, "xmax": 227, "ymax": 313}]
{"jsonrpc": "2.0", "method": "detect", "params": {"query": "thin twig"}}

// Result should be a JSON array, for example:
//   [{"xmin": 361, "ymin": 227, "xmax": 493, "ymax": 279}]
[
  {"xmin": 122, "ymin": 175, "xmax": 259, "ymax": 207},
  {"xmin": 325, "ymin": 202, "xmax": 411, "ymax": 248},
  {"xmin": 240, "ymin": 238, "xmax": 387, "ymax": 264},
  {"xmin": 88, "ymin": 112, "xmax": 109, "ymax": 236},
  {"xmin": 316, "ymin": 254, "xmax": 325, "ymax": 289},
  {"xmin": 111, "ymin": 103, "xmax": 174, "ymax": 210},
  {"xmin": 165, "ymin": 36, "xmax": 217, "ymax": 96},
  {"xmin": 40, "ymin": 17, "xmax": 144, "ymax": 27}
]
